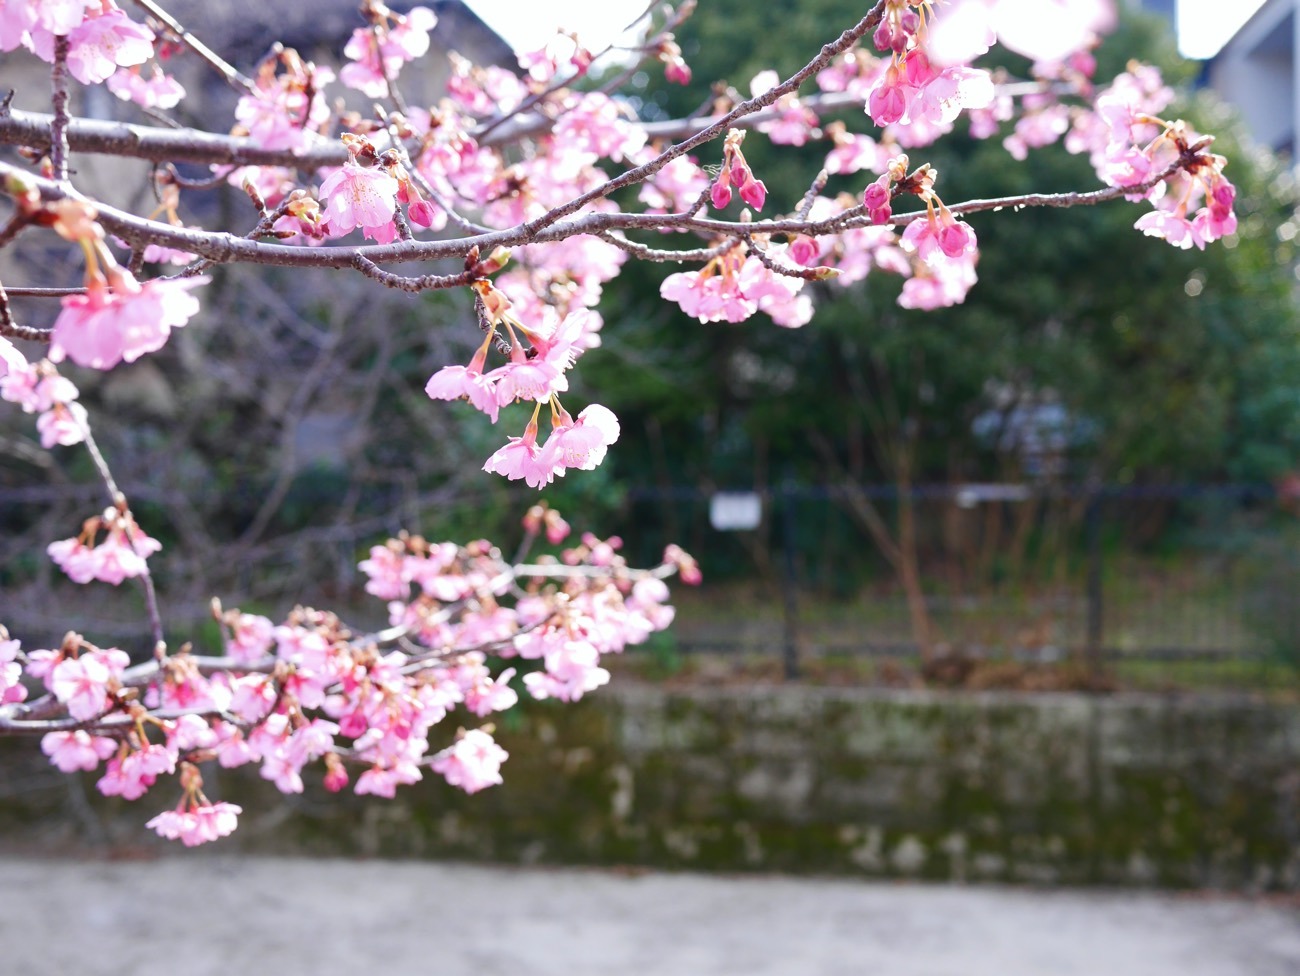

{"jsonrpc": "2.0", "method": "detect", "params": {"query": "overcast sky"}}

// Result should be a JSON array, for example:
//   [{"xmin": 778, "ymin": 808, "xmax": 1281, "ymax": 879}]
[
  {"xmin": 463, "ymin": 0, "xmax": 1267, "ymax": 62},
  {"xmin": 1178, "ymin": 0, "xmax": 1266, "ymax": 58}
]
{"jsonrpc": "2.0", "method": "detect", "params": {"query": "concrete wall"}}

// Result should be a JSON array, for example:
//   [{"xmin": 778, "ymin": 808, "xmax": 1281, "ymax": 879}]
[{"xmin": 4, "ymin": 686, "xmax": 1300, "ymax": 888}]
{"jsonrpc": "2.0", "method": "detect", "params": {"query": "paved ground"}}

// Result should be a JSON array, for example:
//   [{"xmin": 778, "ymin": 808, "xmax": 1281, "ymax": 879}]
[{"xmin": 2, "ymin": 857, "xmax": 1300, "ymax": 975}]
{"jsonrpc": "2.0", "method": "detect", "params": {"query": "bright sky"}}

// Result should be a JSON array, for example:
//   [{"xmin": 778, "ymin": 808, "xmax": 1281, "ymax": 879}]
[
  {"xmin": 463, "ymin": 0, "xmax": 647, "ymax": 54},
  {"xmin": 1178, "ymin": 0, "xmax": 1267, "ymax": 59},
  {"xmin": 465, "ymin": 0, "xmax": 1269, "ymax": 63}
]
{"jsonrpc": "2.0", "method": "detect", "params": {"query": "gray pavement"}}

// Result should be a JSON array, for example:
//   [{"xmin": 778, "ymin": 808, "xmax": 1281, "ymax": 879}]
[{"xmin": 2, "ymin": 857, "xmax": 1299, "ymax": 975}]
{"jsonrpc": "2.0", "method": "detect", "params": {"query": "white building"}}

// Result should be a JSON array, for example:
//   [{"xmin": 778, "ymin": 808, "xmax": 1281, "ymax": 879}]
[{"xmin": 1199, "ymin": 0, "xmax": 1296, "ymax": 154}]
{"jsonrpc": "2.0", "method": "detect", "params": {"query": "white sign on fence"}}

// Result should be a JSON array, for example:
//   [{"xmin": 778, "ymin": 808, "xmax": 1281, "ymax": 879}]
[{"xmin": 709, "ymin": 492, "xmax": 763, "ymax": 531}]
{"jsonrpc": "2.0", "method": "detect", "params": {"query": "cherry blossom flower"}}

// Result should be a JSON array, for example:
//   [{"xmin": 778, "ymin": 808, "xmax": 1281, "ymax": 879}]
[
  {"xmin": 234, "ymin": 50, "xmax": 334, "ymax": 153},
  {"xmin": 1, "ymin": 637, "xmax": 26, "ymax": 705},
  {"xmin": 898, "ymin": 256, "xmax": 979, "ymax": 309},
  {"xmin": 0, "ymin": 337, "xmax": 26, "ymax": 378},
  {"xmin": 863, "ymin": 175, "xmax": 894, "ymax": 224},
  {"xmin": 0, "ymin": 0, "xmax": 41, "ymax": 51},
  {"xmin": 545, "ymin": 404, "xmax": 620, "ymax": 474},
  {"xmin": 463, "ymin": 668, "xmax": 519, "ymax": 717},
  {"xmin": 425, "ymin": 364, "xmax": 503, "ymax": 422},
  {"xmin": 35, "ymin": 400, "xmax": 88, "ymax": 448},
  {"xmin": 147, "ymin": 802, "xmax": 242, "ymax": 846},
  {"xmin": 41, "ymin": 730, "xmax": 117, "ymax": 772},
  {"xmin": 49, "ymin": 271, "xmax": 205, "ymax": 371},
  {"xmin": 1134, "ymin": 209, "xmax": 1201, "ymax": 250},
  {"xmin": 48, "ymin": 513, "xmax": 161, "ymax": 586},
  {"xmin": 106, "ymin": 64, "xmax": 184, "ymax": 109},
  {"xmin": 319, "ymin": 160, "xmax": 399, "ymax": 241},
  {"xmin": 524, "ymin": 638, "xmax": 610, "ymax": 702},
  {"xmin": 359, "ymin": 543, "xmax": 410, "ymax": 600},
  {"xmin": 430, "ymin": 729, "xmax": 507, "ymax": 793},
  {"xmin": 483, "ymin": 416, "xmax": 561, "ymax": 489},
  {"xmin": 49, "ymin": 647, "xmax": 128, "ymax": 721},
  {"xmin": 61, "ymin": 7, "xmax": 154, "ymax": 85}
]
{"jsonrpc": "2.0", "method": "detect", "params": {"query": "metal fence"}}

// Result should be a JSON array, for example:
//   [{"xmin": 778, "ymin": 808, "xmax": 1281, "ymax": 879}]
[
  {"xmin": 618, "ymin": 483, "xmax": 1300, "ymax": 686},
  {"xmin": 3, "ymin": 480, "xmax": 1297, "ymax": 689}
]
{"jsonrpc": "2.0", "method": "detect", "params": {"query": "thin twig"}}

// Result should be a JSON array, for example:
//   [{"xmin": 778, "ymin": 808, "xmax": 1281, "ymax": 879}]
[
  {"xmin": 130, "ymin": 0, "xmax": 256, "ymax": 92},
  {"xmin": 2, "ymin": 286, "xmax": 86, "ymax": 297},
  {"xmin": 0, "ymin": 277, "xmax": 54, "ymax": 341},
  {"xmin": 797, "ymin": 169, "xmax": 830, "ymax": 221},
  {"xmin": 744, "ymin": 234, "xmax": 826, "ymax": 281},
  {"xmin": 350, "ymin": 255, "xmax": 476, "ymax": 292},
  {"xmin": 78, "ymin": 421, "xmax": 166, "ymax": 651},
  {"xmin": 594, "ymin": 232, "xmax": 732, "ymax": 264}
]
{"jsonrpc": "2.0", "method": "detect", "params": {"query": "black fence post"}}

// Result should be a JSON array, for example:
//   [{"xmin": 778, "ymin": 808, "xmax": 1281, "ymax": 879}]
[
  {"xmin": 780, "ymin": 481, "xmax": 802, "ymax": 680},
  {"xmin": 1085, "ymin": 490, "xmax": 1104, "ymax": 684}
]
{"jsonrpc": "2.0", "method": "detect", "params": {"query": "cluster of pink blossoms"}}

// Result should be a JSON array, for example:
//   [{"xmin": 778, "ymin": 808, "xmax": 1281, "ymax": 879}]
[
  {"xmin": 0, "ymin": 509, "xmax": 692, "ymax": 844},
  {"xmin": 1086, "ymin": 79, "xmax": 1238, "ymax": 249},
  {"xmin": 47, "ymin": 504, "xmax": 162, "ymax": 586},
  {"xmin": 660, "ymin": 244, "xmax": 813, "ymax": 328},
  {"xmin": 424, "ymin": 282, "xmax": 619, "ymax": 488},
  {"xmin": 338, "ymin": 2, "xmax": 437, "ymax": 98},
  {"xmin": 49, "ymin": 267, "xmax": 205, "ymax": 370},
  {"xmin": 0, "ymin": 357, "xmax": 88, "ymax": 448},
  {"xmin": 711, "ymin": 129, "xmax": 767, "ymax": 211}
]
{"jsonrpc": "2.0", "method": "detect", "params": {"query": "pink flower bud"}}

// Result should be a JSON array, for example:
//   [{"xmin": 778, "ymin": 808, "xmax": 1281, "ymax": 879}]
[
  {"xmin": 789, "ymin": 235, "xmax": 819, "ymax": 267},
  {"xmin": 730, "ymin": 158, "xmax": 752, "ymax": 188},
  {"xmin": 711, "ymin": 178, "xmax": 733, "ymax": 210},
  {"xmin": 868, "ymin": 74, "xmax": 909, "ymax": 126},
  {"xmin": 738, "ymin": 177, "xmax": 766, "ymax": 211},
  {"xmin": 937, "ymin": 219, "xmax": 975, "ymax": 258},
  {"xmin": 407, "ymin": 199, "xmax": 439, "ymax": 228},
  {"xmin": 664, "ymin": 57, "xmax": 691, "ymax": 85},
  {"xmin": 863, "ymin": 179, "xmax": 891, "ymax": 212}
]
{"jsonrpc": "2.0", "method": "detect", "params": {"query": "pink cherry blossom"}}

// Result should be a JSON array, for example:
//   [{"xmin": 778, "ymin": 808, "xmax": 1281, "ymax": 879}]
[
  {"xmin": 319, "ymin": 162, "xmax": 400, "ymax": 241},
  {"xmin": 1134, "ymin": 209, "xmax": 1202, "ymax": 250},
  {"xmin": 488, "ymin": 357, "xmax": 567, "ymax": 404},
  {"xmin": 0, "ymin": 336, "xmax": 25, "ymax": 378},
  {"xmin": 225, "ymin": 617, "xmax": 274, "ymax": 664},
  {"xmin": 49, "ymin": 272, "xmax": 205, "ymax": 371},
  {"xmin": 425, "ymin": 364, "xmax": 503, "ymax": 422},
  {"xmin": 638, "ymin": 155, "xmax": 709, "ymax": 212},
  {"xmin": 463, "ymin": 668, "xmax": 519, "ymax": 717},
  {"xmin": 35, "ymin": 400, "xmax": 88, "ymax": 448},
  {"xmin": 49, "ymin": 649, "xmax": 127, "ymax": 721},
  {"xmin": 147, "ymin": 802, "xmax": 242, "ymax": 846},
  {"xmin": 430, "ymin": 728, "xmax": 507, "ymax": 793},
  {"xmin": 524, "ymin": 638, "xmax": 610, "ymax": 702},
  {"xmin": 483, "ymin": 421, "xmax": 562, "ymax": 490},
  {"xmin": 0, "ymin": 0, "xmax": 41, "ymax": 51},
  {"xmin": 63, "ymin": 7, "xmax": 155, "ymax": 86},
  {"xmin": 41, "ymin": 730, "xmax": 117, "ymax": 772},
  {"xmin": 544, "ymin": 404, "xmax": 620, "ymax": 474},
  {"xmin": 1, "ymin": 637, "xmax": 26, "ymax": 705},
  {"xmin": 47, "ymin": 536, "xmax": 96, "ymax": 583},
  {"xmin": 106, "ymin": 64, "xmax": 184, "ymax": 109},
  {"xmin": 898, "ymin": 256, "xmax": 979, "ymax": 309},
  {"xmin": 359, "ymin": 543, "xmax": 409, "ymax": 600}
]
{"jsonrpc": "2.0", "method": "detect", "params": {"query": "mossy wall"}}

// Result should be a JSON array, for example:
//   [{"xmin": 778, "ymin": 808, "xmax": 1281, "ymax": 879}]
[{"xmin": 5, "ymin": 686, "xmax": 1300, "ymax": 888}]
